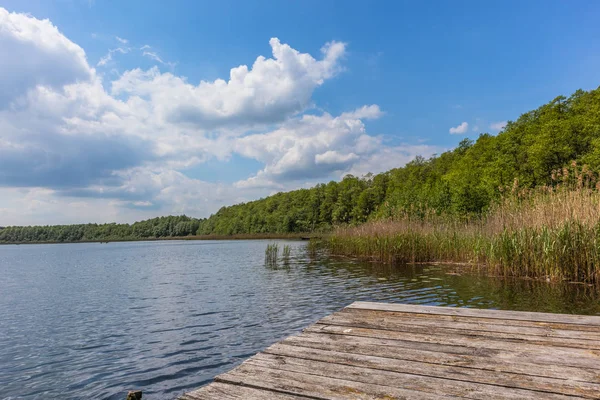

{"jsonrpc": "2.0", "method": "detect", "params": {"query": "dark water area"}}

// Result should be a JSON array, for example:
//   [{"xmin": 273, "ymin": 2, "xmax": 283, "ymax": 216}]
[{"xmin": 1, "ymin": 240, "xmax": 599, "ymax": 400}]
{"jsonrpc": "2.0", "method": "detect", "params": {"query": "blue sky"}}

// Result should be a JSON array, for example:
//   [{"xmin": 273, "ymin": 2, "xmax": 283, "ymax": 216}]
[{"xmin": 1, "ymin": 0, "xmax": 600, "ymax": 225}]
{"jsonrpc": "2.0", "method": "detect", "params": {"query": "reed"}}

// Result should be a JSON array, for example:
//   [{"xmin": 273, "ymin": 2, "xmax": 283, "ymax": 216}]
[
  {"xmin": 327, "ymin": 165, "xmax": 600, "ymax": 284},
  {"xmin": 282, "ymin": 245, "xmax": 291, "ymax": 265},
  {"xmin": 306, "ymin": 239, "xmax": 321, "ymax": 259},
  {"xmin": 265, "ymin": 243, "xmax": 279, "ymax": 266}
]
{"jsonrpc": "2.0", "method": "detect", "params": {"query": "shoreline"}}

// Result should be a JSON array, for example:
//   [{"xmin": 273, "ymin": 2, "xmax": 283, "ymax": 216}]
[{"xmin": 0, "ymin": 233, "xmax": 325, "ymax": 246}]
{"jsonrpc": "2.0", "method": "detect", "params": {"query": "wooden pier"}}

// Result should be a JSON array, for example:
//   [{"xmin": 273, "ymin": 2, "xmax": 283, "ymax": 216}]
[{"xmin": 179, "ymin": 302, "xmax": 600, "ymax": 399}]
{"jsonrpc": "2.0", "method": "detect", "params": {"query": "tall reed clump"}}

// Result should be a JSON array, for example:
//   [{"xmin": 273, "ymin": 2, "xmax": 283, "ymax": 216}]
[
  {"xmin": 328, "ymin": 164, "xmax": 600, "ymax": 284},
  {"xmin": 265, "ymin": 243, "xmax": 279, "ymax": 266},
  {"xmin": 306, "ymin": 239, "xmax": 321, "ymax": 259}
]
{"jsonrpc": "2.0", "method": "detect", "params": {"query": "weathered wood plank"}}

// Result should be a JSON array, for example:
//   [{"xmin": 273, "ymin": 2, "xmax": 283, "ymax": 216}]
[
  {"xmin": 348, "ymin": 302, "xmax": 600, "ymax": 326},
  {"xmin": 337, "ymin": 308, "xmax": 600, "ymax": 339},
  {"xmin": 318, "ymin": 310, "xmax": 600, "ymax": 349},
  {"xmin": 305, "ymin": 325, "xmax": 600, "ymax": 370},
  {"xmin": 280, "ymin": 332, "xmax": 600, "ymax": 383},
  {"xmin": 178, "ymin": 382, "xmax": 311, "ymax": 400},
  {"xmin": 243, "ymin": 353, "xmax": 579, "ymax": 399},
  {"xmin": 338, "ymin": 307, "xmax": 600, "ymax": 334},
  {"xmin": 217, "ymin": 363, "xmax": 465, "ymax": 399},
  {"xmin": 179, "ymin": 303, "xmax": 600, "ymax": 399},
  {"xmin": 263, "ymin": 342, "xmax": 600, "ymax": 398}
]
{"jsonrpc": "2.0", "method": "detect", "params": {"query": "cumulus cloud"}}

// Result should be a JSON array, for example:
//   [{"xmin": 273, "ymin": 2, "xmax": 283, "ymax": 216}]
[
  {"xmin": 112, "ymin": 38, "xmax": 346, "ymax": 129},
  {"xmin": 234, "ymin": 105, "xmax": 392, "ymax": 188},
  {"xmin": 0, "ymin": 9, "xmax": 155, "ymax": 193},
  {"xmin": 0, "ymin": 7, "xmax": 436, "ymax": 224},
  {"xmin": 490, "ymin": 121, "xmax": 507, "ymax": 131},
  {"xmin": 0, "ymin": 8, "xmax": 92, "ymax": 108},
  {"xmin": 315, "ymin": 151, "xmax": 359, "ymax": 165},
  {"xmin": 449, "ymin": 121, "xmax": 469, "ymax": 135},
  {"xmin": 0, "ymin": 130, "xmax": 151, "ymax": 189}
]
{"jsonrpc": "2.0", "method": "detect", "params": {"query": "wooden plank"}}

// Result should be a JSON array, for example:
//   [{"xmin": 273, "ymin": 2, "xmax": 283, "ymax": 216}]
[
  {"xmin": 281, "ymin": 332, "xmax": 600, "ymax": 383},
  {"xmin": 263, "ymin": 342, "xmax": 600, "ymax": 398},
  {"xmin": 217, "ymin": 362, "xmax": 465, "ymax": 399},
  {"xmin": 180, "ymin": 303, "xmax": 600, "ymax": 399},
  {"xmin": 178, "ymin": 382, "xmax": 312, "ymax": 400},
  {"xmin": 318, "ymin": 309, "xmax": 600, "ymax": 349},
  {"xmin": 337, "ymin": 308, "xmax": 600, "ymax": 336},
  {"xmin": 348, "ymin": 302, "xmax": 600, "ymax": 326},
  {"xmin": 305, "ymin": 325, "xmax": 600, "ymax": 370},
  {"xmin": 243, "ymin": 353, "xmax": 580, "ymax": 399}
]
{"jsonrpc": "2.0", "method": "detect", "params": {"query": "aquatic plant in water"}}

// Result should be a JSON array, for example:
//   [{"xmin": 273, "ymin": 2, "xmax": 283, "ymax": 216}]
[
  {"xmin": 282, "ymin": 245, "xmax": 291, "ymax": 265},
  {"xmin": 265, "ymin": 243, "xmax": 279, "ymax": 267}
]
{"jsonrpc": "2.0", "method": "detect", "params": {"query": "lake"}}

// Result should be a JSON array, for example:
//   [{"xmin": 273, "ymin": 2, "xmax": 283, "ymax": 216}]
[{"xmin": 1, "ymin": 240, "xmax": 599, "ymax": 399}]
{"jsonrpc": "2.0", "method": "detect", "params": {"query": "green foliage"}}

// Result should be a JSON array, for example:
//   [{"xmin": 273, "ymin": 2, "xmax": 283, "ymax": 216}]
[
  {"xmin": 0, "ymin": 215, "xmax": 204, "ymax": 243},
  {"xmin": 197, "ymin": 86, "xmax": 600, "ymax": 233},
  {"xmin": 3, "ymin": 86, "xmax": 600, "ymax": 243}
]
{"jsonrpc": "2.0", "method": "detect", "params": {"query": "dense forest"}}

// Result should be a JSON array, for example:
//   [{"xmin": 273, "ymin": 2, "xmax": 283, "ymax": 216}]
[
  {"xmin": 2, "ymin": 86, "xmax": 600, "ymax": 243},
  {"xmin": 0, "ymin": 215, "xmax": 203, "ymax": 243}
]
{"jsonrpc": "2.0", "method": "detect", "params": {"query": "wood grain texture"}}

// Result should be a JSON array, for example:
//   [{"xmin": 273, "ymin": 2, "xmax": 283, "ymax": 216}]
[
  {"xmin": 262, "ymin": 343, "xmax": 600, "ymax": 398},
  {"xmin": 217, "ymin": 363, "xmax": 464, "ymax": 399},
  {"xmin": 178, "ymin": 382, "xmax": 311, "ymax": 400},
  {"xmin": 243, "ymin": 353, "xmax": 579, "ymax": 399},
  {"xmin": 335, "ymin": 308, "xmax": 600, "ymax": 340},
  {"xmin": 305, "ymin": 325, "xmax": 600, "ymax": 370},
  {"xmin": 178, "ymin": 302, "xmax": 600, "ymax": 399},
  {"xmin": 278, "ymin": 332, "xmax": 600, "ymax": 383},
  {"xmin": 347, "ymin": 301, "xmax": 600, "ymax": 326}
]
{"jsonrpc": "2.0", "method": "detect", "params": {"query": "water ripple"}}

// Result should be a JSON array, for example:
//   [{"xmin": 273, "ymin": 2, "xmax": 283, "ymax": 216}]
[{"xmin": 1, "ymin": 240, "xmax": 599, "ymax": 400}]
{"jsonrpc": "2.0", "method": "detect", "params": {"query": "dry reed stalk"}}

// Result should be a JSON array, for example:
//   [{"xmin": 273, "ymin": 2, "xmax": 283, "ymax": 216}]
[{"xmin": 327, "ymin": 170, "xmax": 600, "ymax": 284}]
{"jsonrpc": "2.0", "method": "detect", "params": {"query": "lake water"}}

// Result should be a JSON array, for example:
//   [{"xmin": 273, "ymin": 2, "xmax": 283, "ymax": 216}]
[{"xmin": 1, "ymin": 240, "xmax": 599, "ymax": 399}]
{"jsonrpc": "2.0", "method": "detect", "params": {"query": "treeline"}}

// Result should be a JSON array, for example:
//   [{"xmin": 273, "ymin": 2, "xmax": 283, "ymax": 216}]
[
  {"xmin": 0, "ymin": 216, "xmax": 203, "ymax": 243},
  {"xmin": 200, "ymin": 87, "xmax": 600, "ymax": 234},
  {"xmin": 2, "ymin": 86, "xmax": 600, "ymax": 242}
]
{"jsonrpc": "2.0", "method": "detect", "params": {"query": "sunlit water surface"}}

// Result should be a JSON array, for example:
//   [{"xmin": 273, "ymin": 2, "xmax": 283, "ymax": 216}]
[{"xmin": 1, "ymin": 240, "xmax": 599, "ymax": 399}]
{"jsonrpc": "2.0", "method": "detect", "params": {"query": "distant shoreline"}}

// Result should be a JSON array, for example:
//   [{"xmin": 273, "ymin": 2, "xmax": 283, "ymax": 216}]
[{"xmin": 0, "ymin": 233, "xmax": 324, "ymax": 246}]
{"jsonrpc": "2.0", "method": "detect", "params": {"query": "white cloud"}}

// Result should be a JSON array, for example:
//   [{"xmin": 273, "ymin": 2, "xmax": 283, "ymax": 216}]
[
  {"xmin": 142, "ymin": 50, "xmax": 175, "ymax": 68},
  {"xmin": 97, "ymin": 47, "xmax": 129, "ymax": 66},
  {"xmin": 142, "ymin": 51, "xmax": 163, "ymax": 63},
  {"xmin": 112, "ymin": 37, "xmax": 346, "ymax": 129},
  {"xmin": 490, "ymin": 121, "xmax": 507, "ymax": 131},
  {"xmin": 346, "ymin": 144, "xmax": 441, "ymax": 178},
  {"xmin": 0, "ymin": 8, "xmax": 91, "ymax": 107},
  {"xmin": 115, "ymin": 36, "xmax": 128, "ymax": 44},
  {"xmin": 341, "ymin": 104, "xmax": 383, "ymax": 120},
  {"xmin": 231, "ymin": 104, "xmax": 426, "ymax": 189},
  {"xmin": 449, "ymin": 121, "xmax": 469, "ymax": 135},
  {"xmin": 0, "ymin": 7, "xmax": 436, "ymax": 224},
  {"xmin": 315, "ymin": 151, "xmax": 359, "ymax": 165}
]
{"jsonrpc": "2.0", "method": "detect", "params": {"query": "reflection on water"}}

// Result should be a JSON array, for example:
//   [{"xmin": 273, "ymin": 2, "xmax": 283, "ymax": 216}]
[{"xmin": 0, "ymin": 240, "xmax": 598, "ymax": 399}]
